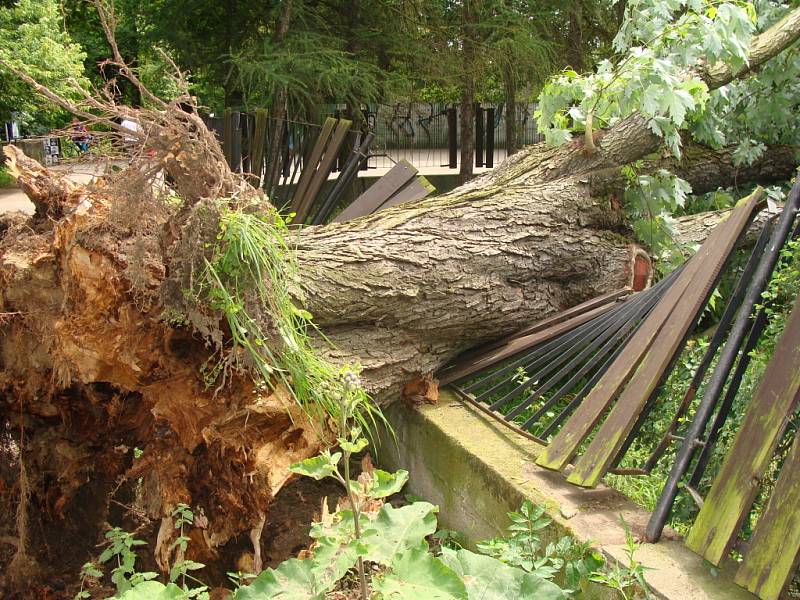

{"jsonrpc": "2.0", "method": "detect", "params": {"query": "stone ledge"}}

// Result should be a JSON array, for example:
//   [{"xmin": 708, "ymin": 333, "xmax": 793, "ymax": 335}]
[{"xmin": 376, "ymin": 391, "xmax": 755, "ymax": 600}]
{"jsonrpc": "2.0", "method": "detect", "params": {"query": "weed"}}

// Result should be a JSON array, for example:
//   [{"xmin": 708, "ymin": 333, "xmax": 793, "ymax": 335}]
[
  {"xmin": 97, "ymin": 528, "xmax": 158, "ymax": 595},
  {"xmin": 589, "ymin": 517, "xmax": 652, "ymax": 599},
  {"xmin": 73, "ymin": 562, "xmax": 102, "ymax": 600},
  {"xmin": 477, "ymin": 500, "xmax": 604, "ymax": 596},
  {"xmin": 168, "ymin": 504, "xmax": 208, "ymax": 595}
]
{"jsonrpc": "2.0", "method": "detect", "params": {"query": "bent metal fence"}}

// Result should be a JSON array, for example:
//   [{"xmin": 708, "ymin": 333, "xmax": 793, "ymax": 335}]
[{"xmin": 439, "ymin": 176, "xmax": 800, "ymax": 600}]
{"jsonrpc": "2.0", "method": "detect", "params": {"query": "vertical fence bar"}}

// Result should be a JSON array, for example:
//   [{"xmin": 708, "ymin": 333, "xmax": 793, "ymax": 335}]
[
  {"xmin": 230, "ymin": 111, "xmax": 242, "ymax": 173},
  {"xmin": 447, "ymin": 107, "xmax": 458, "ymax": 168},
  {"xmin": 475, "ymin": 103, "xmax": 484, "ymax": 168},
  {"xmin": 485, "ymin": 107, "xmax": 495, "ymax": 168},
  {"xmin": 240, "ymin": 112, "xmax": 251, "ymax": 175},
  {"xmin": 222, "ymin": 108, "xmax": 233, "ymax": 168},
  {"xmin": 249, "ymin": 109, "xmax": 267, "ymax": 187}
]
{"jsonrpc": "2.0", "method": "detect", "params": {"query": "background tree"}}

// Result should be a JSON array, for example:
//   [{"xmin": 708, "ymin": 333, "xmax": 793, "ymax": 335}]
[{"xmin": 0, "ymin": 0, "xmax": 87, "ymax": 130}]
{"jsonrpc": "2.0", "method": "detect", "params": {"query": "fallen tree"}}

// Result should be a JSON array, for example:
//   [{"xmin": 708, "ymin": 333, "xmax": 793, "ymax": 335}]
[{"xmin": 0, "ymin": 3, "xmax": 798, "ymax": 593}]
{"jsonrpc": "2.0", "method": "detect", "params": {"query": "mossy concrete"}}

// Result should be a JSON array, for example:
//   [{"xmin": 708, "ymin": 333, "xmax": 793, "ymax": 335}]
[{"xmin": 376, "ymin": 391, "xmax": 756, "ymax": 600}]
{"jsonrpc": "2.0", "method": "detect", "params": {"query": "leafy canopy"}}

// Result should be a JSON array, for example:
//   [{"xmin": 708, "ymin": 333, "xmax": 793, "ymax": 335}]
[
  {"xmin": 0, "ymin": 0, "xmax": 87, "ymax": 124},
  {"xmin": 537, "ymin": 0, "xmax": 798, "ymax": 259},
  {"xmin": 537, "ymin": 0, "xmax": 760, "ymax": 156}
]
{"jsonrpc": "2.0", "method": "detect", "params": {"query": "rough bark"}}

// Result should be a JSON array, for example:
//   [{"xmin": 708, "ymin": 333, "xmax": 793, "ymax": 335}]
[
  {"xmin": 294, "ymin": 140, "xmax": 797, "ymax": 397},
  {"xmin": 504, "ymin": 70, "xmax": 518, "ymax": 156},
  {"xmin": 587, "ymin": 142, "xmax": 799, "ymax": 198}
]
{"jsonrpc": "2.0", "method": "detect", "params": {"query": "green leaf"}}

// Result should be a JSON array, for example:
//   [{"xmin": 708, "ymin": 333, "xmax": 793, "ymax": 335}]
[
  {"xmin": 373, "ymin": 545, "xmax": 467, "ymax": 600},
  {"xmin": 81, "ymin": 562, "xmax": 103, "ymax": 578},
  {"xmin": 289, "ymin": 452, "xmax": 341, "ymax": 481},
  {"xmin": 306, "ymin": 537, "xmax": 361, "ymax": 589},
  {"xmin": 233, "ymin": 558, "xmax": 325, "ymax": 600},
  {"xmin": 290, "ymin": 304, "xmax": 314, "ymax": 321},
  {"xmin": 116, "ymin": 581, "xmax": 185, "ymax": 599},
  {"xmin": 369, "ymin": 469, "xmax": 409, "ymax": 498},
  {"xmin": 234, "ymin": 538, "xmax": 359, "ymax": 599},
  {"xmin": 361, "ymin": 502, "xmax": 438, "ymax": 566},
  {"xmin": 309, "ymin": 508, "xmax": 364, "ymax": 542},
  {"xmin": 441, "ymin": 548, "xmax": 568, "ymax": 600},
  {"xmin": 338, "ymin": 437, "xmax": 368, "ymax": 454}
]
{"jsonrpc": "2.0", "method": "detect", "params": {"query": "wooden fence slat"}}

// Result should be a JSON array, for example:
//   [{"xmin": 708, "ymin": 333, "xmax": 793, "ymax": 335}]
[
  {"xmin": 222, "ymin": 108, "xmax": 234, "ymax": 167},
  {"xmin": 534, "ymin": 203, "xmax": 748, "ymax": 472},
  {"xmin": 566, "ymin": 193, "xmax": 760, "ymax": 487},
  {"xmin": 332, "ymin": 160, "xmax": 418, "ymax": 222},
  {"xmin": 375, "ymin": 175, "xmax": 435, "ymax": 210},
  {"xmin": 249, "ymin": 109, "xmax": 268, "ymax": 186},
  {"xmin": 735, "ymin": 419, "xmax": 800, "ymax": 600},
  {"xmin": 685, "ymin": 292, "xmax": 800, "ymax": 565},
  {"xmin": 289, "ymin": 117, "xmax": 336, "ymax": 218},
  {"xmin": 296, "ymin": 119, "xmax": 352, "ymax": 223}
]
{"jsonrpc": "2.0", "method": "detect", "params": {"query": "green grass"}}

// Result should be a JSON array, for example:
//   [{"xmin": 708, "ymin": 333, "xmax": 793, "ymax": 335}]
[{"xmin": 192, "ymin": 202, "xmax": 384, "ymax": 439}]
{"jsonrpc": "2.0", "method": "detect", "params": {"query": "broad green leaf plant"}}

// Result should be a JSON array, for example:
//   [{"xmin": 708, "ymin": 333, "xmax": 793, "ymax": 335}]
[{"xmin": 234, "ymin": 387, "xmax": 568, "ymax": 600}]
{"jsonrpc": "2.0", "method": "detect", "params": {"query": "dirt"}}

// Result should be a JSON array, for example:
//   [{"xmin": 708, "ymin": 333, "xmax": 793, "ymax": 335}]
[{"xmin": 0, "ymin": 472, "xmax": 350, "ymax": 599}]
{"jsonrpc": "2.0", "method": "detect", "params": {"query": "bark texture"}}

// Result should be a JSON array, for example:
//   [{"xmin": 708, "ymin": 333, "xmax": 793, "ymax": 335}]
[{"xmin": 295, "ymin": 141, "xmax": 797, "ymax": 397}]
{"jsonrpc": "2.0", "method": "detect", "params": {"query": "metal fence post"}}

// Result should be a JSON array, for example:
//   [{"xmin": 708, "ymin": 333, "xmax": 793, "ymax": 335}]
[
  {"xmin": 447, "ymin": 107, "xmax": 457, "ymax": 169},
  {"xmin": 485, "ymin": 107, "xmax": 495, "ymax": 168},
  {"xmin": 475, "ymin": 103, "xmax": 484, "ymax": 168}
]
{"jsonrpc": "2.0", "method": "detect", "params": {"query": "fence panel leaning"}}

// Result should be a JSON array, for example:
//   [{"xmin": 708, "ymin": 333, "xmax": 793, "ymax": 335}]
[
  {"xmin": 438, "ymin": 174, "xmax": 800, "ymax": 600},
  {"xmin": 202, "ymin": 101, "xmax": 545, "ymax": 223}
]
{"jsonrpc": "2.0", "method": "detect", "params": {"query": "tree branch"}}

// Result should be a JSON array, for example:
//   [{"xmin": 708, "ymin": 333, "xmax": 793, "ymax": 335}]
[
  {"xmin": 703, "ymin": 7, "xmax": 800, "ymax": 89},
  {"xmin": 593, "ymin": 7, "xmax": 800, "ymax": 171},
  {"xmin": 588, "ymin": 143, "xmax": 798, "ymax": 198}
]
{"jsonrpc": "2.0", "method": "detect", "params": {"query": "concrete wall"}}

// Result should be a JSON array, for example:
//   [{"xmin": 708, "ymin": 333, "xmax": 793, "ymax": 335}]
[{"xmin": 376, "ymin": 392, "xmax": 757, "ymax": 600}]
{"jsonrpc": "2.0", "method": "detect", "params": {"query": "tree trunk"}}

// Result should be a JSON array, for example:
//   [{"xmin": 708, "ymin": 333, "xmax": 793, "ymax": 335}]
[
  {"xmin": 504, "ymin": 66, "xmax": 518, "ymax": 156},
  {"xmin": 1, "ymin": 8, "xmax": 798, "ymax": 589},
  {"xmin": 458, "ymin": 0, "xmax": 478, "ymax": 184},
  {"xmin": 262, "ymin": 0, "xmax": 294, "ymax": 192},
  {"xmin": 293, "ymin": 141, "xmax": 797, "ymax": 397}
]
